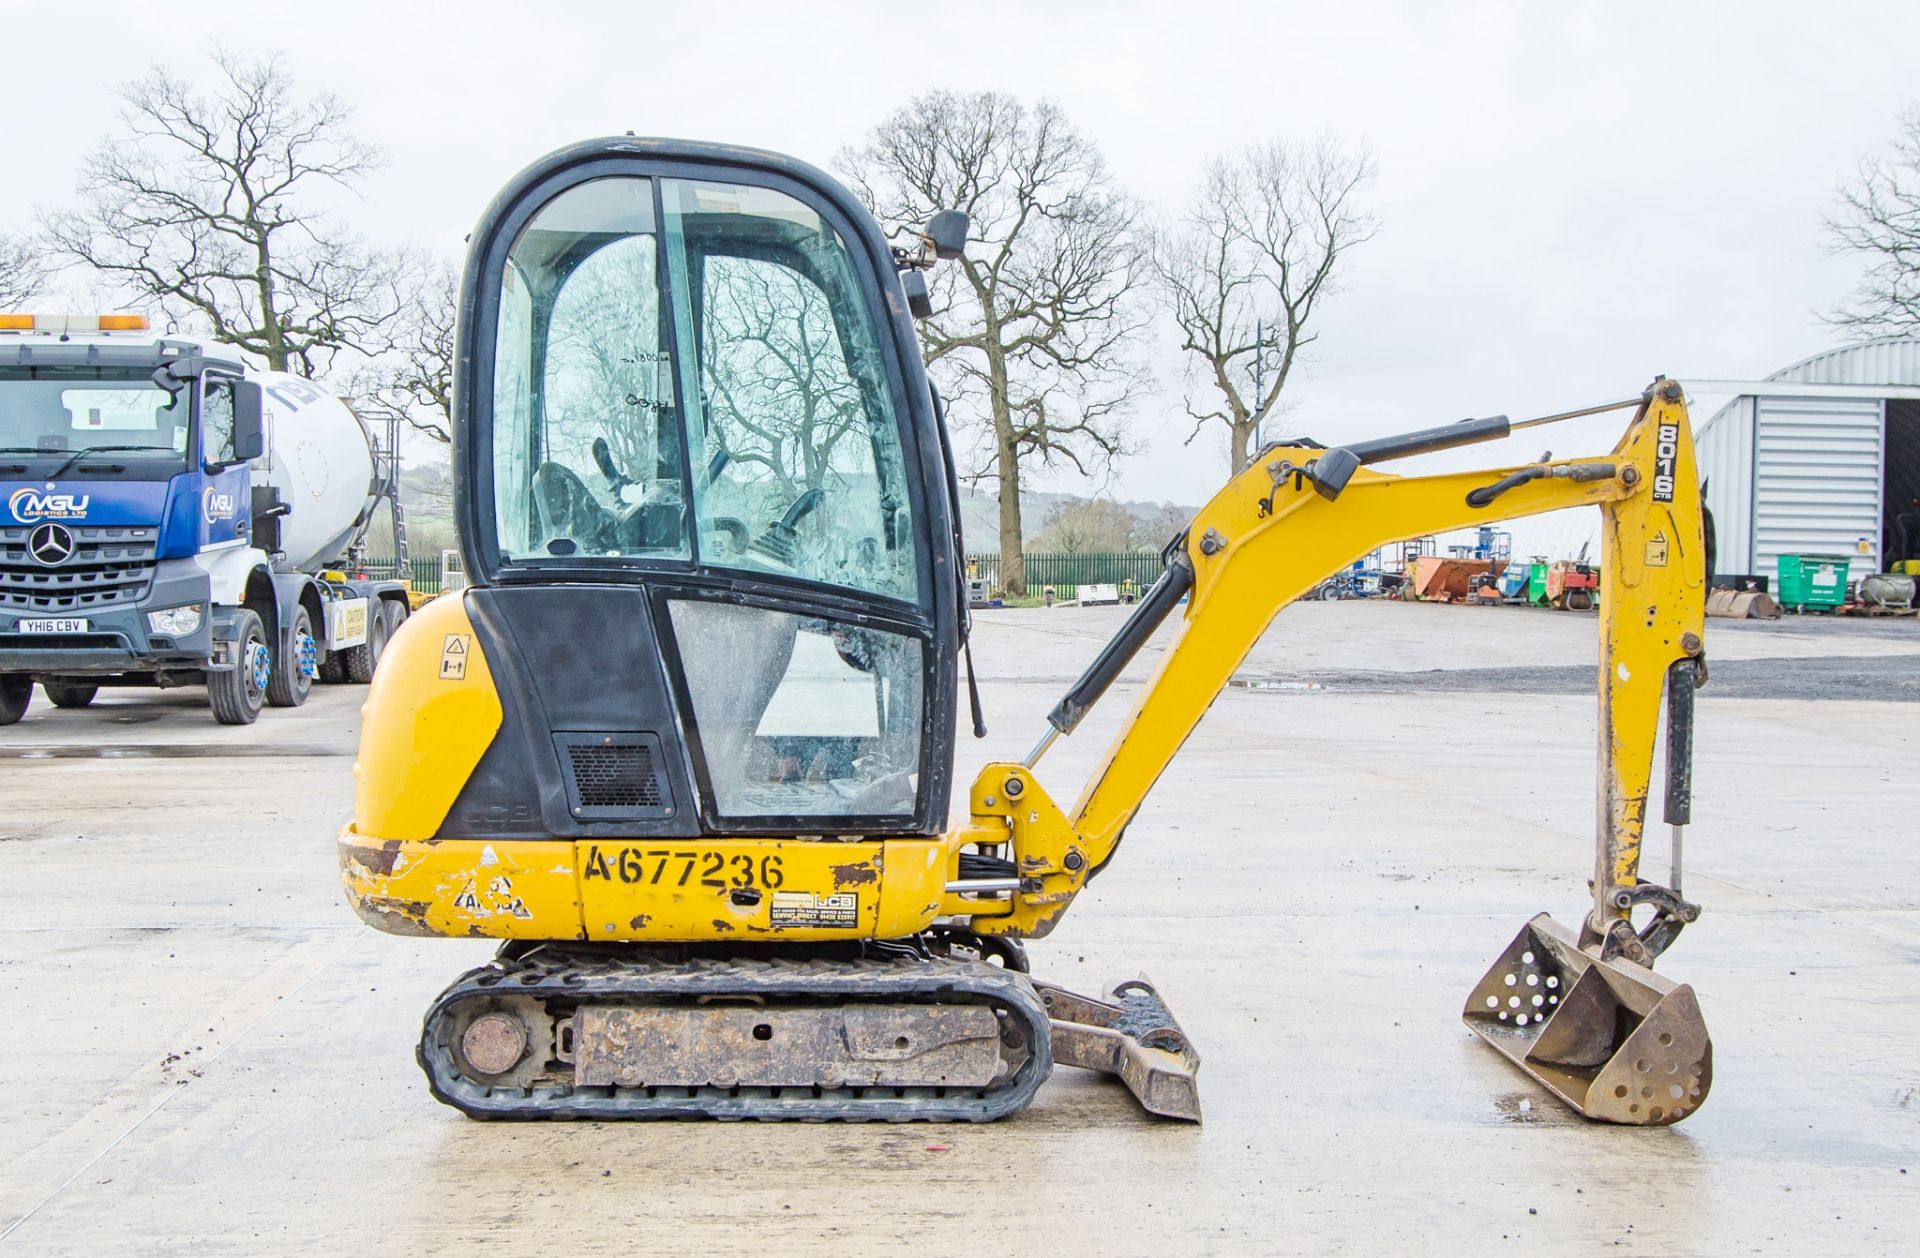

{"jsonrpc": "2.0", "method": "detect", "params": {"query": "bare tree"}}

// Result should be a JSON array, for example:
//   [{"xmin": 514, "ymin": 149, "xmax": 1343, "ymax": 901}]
[
  {"xmin": 348, "ymin": 256, "xmax": 457, "ymax": 443},
  {"xmin": 1152, "ymin": 137, "xmax": 1376, "ymax": 477},
  {"xmin": 541, "ymin": 235, "xmax": 669, "ymax": 481},
  {"xmin": 1826, "ymin": 107, "xmax": 1920, "ymax": 335},
  {"xmin": 1029, "ymin": 497, "xmax": 1146, "ymax": 554},
  {"xmin": 701, "ymin": 255, "xmax": 864, "ymax": 503},
  {"xmin": 39, "ymin": 47, "xmax": 404, "ymax": 376},
  {"xmin": 0, "ymin": 233, "xmax": 45, "ymax": 307},
  {"xmin": 839, "ymin": 91, "xmax": 1148, "ymax": 595}
]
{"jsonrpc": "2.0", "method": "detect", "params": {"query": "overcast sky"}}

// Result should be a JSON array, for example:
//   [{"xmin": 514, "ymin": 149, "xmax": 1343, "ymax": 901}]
[{"xmin": 3, "ymin": 0, "xmax": 1914, "ymax": 507}]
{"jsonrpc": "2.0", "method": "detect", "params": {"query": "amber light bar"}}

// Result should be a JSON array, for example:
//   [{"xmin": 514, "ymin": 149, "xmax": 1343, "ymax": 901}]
[{"xmin": 0, "ymin": 313, "xmax": 150, "ymax": 332}]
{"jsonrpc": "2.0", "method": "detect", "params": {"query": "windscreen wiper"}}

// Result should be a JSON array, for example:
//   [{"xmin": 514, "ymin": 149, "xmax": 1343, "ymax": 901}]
[
  {"xmin": 0, "ymin": 445, "xmax": 61, "ymax": 472},
  {"xmin": 42, "ymin": 444, "xmax": 175, "ymax": 479}
]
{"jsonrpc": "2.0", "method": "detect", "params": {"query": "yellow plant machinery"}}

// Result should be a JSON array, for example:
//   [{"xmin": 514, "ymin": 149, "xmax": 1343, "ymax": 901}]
[{"xmin": 340, "ymin": 137, "xmax": 1710, "ymax": 1125}]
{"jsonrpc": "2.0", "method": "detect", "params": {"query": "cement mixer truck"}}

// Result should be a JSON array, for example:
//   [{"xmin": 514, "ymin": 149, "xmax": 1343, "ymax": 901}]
[{"xmin": 0, "ymin": 315, "xmax": 412, "ymax": 725}]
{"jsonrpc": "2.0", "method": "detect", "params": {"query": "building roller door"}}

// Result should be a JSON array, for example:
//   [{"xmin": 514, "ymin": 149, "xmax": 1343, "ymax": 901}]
[{"xmin": 1753, "ymin": 398, "xmax": 1883, "ymax": 577}]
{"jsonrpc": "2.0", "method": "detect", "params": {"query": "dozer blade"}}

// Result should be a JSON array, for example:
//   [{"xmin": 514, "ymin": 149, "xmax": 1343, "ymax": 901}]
[
  {"xmin": 1464, "ymin": 913, "xmax": 1711, "ymax": 1125},
  {"xmin": 1033, "ymin": 975, "xmax": 1202, "ymax": 1122}
]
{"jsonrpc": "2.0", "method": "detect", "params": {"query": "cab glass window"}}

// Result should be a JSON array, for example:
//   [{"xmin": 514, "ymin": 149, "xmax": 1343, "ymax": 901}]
[
  {"xmin": 662, "ymin": 179, "xmax": 919, "ymax": 603},
  {"xmin": 0, "ymin": 368, "xmax": 183, "ymax": 455},
  {"xmin": 491, "ymin": 177, "xmax": 686, "ymax": 561},
  {"xmin": 201, "ymin": 378, "xmax": 235, "ymax": 463},
  {"xmin": 668, "ymin": 600, "xmax": 922, "ymax": 819}
]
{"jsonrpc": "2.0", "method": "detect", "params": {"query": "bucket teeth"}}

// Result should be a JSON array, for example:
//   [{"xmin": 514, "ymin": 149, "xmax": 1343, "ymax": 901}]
[{"xmin": 1464, "ymin": 913, "xmax": 1712, "ymax": 1125}]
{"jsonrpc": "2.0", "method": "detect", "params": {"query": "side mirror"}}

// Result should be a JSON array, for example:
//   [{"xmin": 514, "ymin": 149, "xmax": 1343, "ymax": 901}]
[
  {"xmin": 232, "ymin": 380, "xmax": 266, "ymax": 462},
  {"xmin": 900, "ymin": 269, "xmax": 934, "ymax": 319},
  {"xmin": 922, "ymin": 209, "xmax": 968, "ymax": 261}
]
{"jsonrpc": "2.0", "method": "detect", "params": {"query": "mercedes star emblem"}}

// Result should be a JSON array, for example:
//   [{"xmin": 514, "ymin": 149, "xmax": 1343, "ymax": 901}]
[{"xmin": 28, "ymin": 522, "xmax": 76, "ymax": 566}]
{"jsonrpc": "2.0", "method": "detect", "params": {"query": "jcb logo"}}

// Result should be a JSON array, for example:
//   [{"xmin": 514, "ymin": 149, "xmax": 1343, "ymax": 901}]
[
  {"xmin": 8, "ymin": 487, "xmax": 90, "ymax": 523},
  {"xmin": 1652, "ymin": 423, "xmax": 1678, "ymax": 503},
  {"xmin": 202, "ymin": 487, "xmax": 238, "ymax": 523}
]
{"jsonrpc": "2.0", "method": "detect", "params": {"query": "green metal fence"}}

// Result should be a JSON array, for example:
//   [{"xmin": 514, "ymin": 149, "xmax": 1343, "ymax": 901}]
[
  {"xmin": 361, "ymin": 557, "xmax": 449, "ymax": 594},
  {"xmin": 966, "ymin": 551, "xmax": 1166, "ymax": 590}
]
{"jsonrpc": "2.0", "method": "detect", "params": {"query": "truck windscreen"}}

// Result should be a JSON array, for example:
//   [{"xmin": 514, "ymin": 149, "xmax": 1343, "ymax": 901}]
[{"xmin": 0, "ymin": 367, "xmax": 188, "ymax": 460}]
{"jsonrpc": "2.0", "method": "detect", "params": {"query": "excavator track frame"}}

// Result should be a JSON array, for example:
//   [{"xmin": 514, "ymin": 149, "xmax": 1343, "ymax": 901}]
[{"xmin": 418, "ymin": 944, "xmax": 1055, "ymax": 1122}]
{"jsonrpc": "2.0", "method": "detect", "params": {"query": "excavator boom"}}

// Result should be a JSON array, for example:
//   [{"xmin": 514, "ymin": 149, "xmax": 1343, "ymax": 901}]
[{"xmin": 944, "ymin": 381, "xmax": 1710, "ymax": 1123}]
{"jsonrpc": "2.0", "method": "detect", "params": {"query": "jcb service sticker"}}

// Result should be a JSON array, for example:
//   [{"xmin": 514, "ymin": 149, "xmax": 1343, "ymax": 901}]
[{"xmin": 769, "ymin": 891, "xmax": 858, "ymax": 928}]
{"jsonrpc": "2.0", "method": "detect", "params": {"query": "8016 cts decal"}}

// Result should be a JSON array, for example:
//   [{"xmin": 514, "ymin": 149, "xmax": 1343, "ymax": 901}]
[
  {"xmin": 583, "ymin": 846, "xmax": 784, "ymax": 890},
  {"xmin": 1653, "ymin": 421, "xmax": 1679, "ymax": 503}
]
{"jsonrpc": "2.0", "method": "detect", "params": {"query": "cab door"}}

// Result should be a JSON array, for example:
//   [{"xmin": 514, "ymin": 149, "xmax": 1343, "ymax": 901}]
[
  {"xmin": 196, "ymin": 373, "xmax": 249, "ymax": 549},
  {"xmin": 457, "ymin": 142, "xmax": 961, "ymax": 838}
]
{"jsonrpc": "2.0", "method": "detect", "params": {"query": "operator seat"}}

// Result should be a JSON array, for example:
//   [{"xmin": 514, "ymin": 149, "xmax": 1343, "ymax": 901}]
[{"xmin": 532, "ymin": 461, "xmax": 616, "ymax": 553}]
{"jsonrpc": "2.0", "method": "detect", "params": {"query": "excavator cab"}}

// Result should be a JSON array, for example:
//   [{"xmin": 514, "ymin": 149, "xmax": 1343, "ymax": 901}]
[{"xmin": 451, "ymin": 141, "xmax": 965, "ymax": 841}]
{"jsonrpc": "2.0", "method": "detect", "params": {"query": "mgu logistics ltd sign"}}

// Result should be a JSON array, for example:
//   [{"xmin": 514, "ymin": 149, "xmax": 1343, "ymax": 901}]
[{"xmin": 8, "ymin": 487, "xmax": 91, "ymax": 524}]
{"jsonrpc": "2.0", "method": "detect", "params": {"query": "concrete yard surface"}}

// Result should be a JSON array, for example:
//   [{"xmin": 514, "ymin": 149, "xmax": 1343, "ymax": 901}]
[{"xmin": 0, "ymin": 601, "xmax": 1915, "ymax": 1255}]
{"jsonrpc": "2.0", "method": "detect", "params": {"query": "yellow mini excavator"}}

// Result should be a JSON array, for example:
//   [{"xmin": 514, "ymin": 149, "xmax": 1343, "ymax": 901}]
[{"xmin": 340, "ymin": 137, "xmax": 1711, "ymax": 1126}]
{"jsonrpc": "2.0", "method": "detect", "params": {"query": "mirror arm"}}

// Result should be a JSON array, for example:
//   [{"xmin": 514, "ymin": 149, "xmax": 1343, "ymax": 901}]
[{"xmin": 891, "ymin": 208, "xmax": 970, "ymax": 272}]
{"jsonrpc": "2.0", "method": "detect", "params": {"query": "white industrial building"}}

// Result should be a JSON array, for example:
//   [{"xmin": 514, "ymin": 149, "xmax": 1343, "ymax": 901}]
[{"xmin": 1690, "ymin": 337, "xmax": 1920, "ymax": 580}]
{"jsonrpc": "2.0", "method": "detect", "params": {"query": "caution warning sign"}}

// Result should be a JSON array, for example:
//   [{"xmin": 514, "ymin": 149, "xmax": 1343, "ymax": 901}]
[
  {"xmin": 440, "ymin": 634, "xmax": 471, "ymax": 681},
  {"xmin": 1645, "ymin": 531, "xmax": 1669, "ymax": 568}
]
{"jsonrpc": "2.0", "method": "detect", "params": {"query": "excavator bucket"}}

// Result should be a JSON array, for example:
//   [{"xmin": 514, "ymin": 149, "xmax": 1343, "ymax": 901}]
[{"xmin": 1464, "ymin": 913, "xmax": 1711, "ymax": 1125}]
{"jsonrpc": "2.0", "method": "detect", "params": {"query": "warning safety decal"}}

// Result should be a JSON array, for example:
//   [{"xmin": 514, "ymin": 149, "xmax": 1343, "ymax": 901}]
[{"xmin": 440, "ymin": 634, "xmax": 470, "ymax": 681}]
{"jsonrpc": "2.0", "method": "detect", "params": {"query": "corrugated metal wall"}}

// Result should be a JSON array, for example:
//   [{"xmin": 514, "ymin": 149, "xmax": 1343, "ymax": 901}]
[
  {"xmin": 1695, "ymin": 396, "xmax": 1756, "ymax": 572},
  {"xmin": 1752, "ymin": 397, "xmax": 1884, "ymax": 575}
]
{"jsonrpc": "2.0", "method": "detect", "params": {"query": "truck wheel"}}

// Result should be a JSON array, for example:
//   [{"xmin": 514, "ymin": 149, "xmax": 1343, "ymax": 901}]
[
  {"xmin": 318, "ymin": 653, "xmax": 349, "ymax": 684},
  {"xmin": 208, "ymin": 610, "xmax": 269, "ymax": 725},
  {"xmin": 267, "ymin": 605, "xmax": 318, "ymax": 707},
  {"xmin": 0, "ymin": 676, "xmax": 31, "ymax": 725},
  {"xmin": 380, "ymin": 596, "xmax": 409, "ymax": 639},
  {"xmin": 44, "ymin": 682, "xmax": 98, "ymax": 708},
  {"xmin": 344, "ymin": 608, "xmax": 390, "ymax": 684}
]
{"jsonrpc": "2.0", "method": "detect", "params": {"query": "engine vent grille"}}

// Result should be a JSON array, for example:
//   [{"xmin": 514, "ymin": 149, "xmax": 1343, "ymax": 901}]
[
  {"xmin": 571, "ymin": 742, "xmax": 661, "ymax": 807},
  {"xmin": 554, "ymin": 732, "xmax": 672, "ymax": 819}
]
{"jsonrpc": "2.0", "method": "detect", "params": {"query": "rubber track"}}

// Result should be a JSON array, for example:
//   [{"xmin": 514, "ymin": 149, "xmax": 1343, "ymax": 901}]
[{"xmin": 418, "ymin": 948, "xmax": 1054, "ymax": 1122}]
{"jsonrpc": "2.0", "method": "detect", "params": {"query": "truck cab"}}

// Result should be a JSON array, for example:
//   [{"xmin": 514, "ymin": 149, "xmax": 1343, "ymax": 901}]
[{"xmin": 0, "ymin": 314, "xmax": 410, "ymax": 724}]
